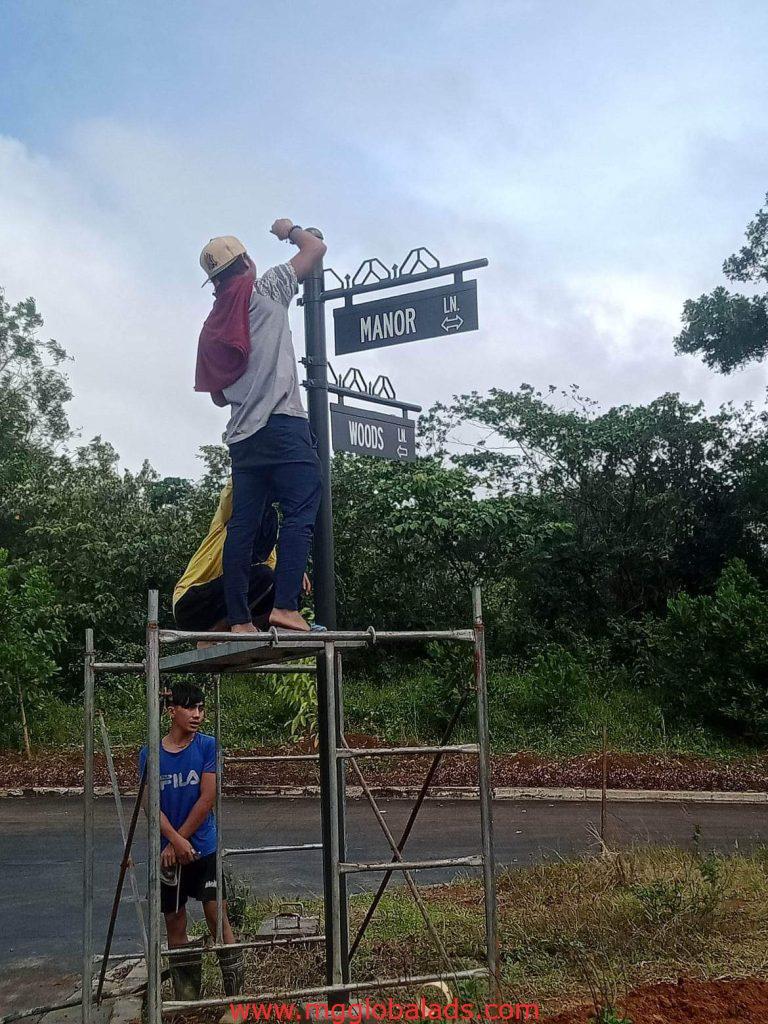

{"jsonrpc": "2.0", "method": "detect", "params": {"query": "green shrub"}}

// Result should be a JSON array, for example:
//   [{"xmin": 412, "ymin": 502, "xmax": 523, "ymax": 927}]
[{"xmin": 641, "ymin": 560, "xmax": 768, "ymax": 739}]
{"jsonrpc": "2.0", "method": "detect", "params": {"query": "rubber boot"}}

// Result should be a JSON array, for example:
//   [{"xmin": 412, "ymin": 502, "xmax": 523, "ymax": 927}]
[
  {"xmin": 169, "ymin": 937, "xmax": 203, "ymax": 1002},
  {"xmin": 217, "ymin": 946, "xmax": 245, "ymax": 996},
  {"xmin": 217, "ymin": 948, "xmax": 246, "ymax": 1024}
]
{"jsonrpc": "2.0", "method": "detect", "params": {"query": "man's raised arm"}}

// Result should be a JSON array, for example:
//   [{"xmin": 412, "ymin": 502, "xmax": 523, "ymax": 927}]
[{"xmin": 270, "ymin": 218, "xmax": 326, "ymax": 282}]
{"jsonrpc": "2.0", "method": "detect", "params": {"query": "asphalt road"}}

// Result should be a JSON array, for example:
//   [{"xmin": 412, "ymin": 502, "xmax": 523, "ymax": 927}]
[{"xmin": 2, "ymin": 794, "xmax": 767, "ymax": 998}]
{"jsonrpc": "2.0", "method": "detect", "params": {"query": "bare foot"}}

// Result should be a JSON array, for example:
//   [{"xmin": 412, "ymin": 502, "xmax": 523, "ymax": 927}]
[
  {"xmin": 231, "ymin": 622, "xmax": 260, "ymax": 634},
  {"xmin": 269, "ymin": 609, "xmax": 311, "ymax": 632}
]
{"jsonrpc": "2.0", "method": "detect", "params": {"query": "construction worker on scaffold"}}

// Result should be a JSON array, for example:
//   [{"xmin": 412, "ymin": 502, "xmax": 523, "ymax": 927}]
[{"xmin": 195, "ymin": 220, "xmax": 326, "ymax": 636}]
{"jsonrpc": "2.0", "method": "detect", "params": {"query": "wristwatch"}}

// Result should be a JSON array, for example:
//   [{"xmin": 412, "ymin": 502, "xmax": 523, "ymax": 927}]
[{"xmin": 287, "ymin": 224, "xmax": 302, "ymax": 242}]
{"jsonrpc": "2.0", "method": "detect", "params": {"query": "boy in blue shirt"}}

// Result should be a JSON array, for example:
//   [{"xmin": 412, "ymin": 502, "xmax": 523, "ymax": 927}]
[{"xmin": 140, "ymin": 681, "xmax": 242, "ymax": 999}]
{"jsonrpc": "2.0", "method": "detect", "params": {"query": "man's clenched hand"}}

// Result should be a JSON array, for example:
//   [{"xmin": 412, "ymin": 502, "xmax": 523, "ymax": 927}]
[{"xmin": 270, "ymin": 219, "xmax": 294, "ymax": 241}]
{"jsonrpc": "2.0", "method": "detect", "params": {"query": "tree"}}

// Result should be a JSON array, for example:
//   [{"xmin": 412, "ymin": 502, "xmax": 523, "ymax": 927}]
[
  {"xmin": 331, "ymin": 453, "xmax": 548, "ymax": 637},
  {"xmin": 0, "ymin": 550, "xmax": 62, "ymax": 753},
  {"xmin": 16, "ymin": 437, "xmax": 209, "ymax": 689},
  {"xmin": 0, "ymin": 288, "xmax": 72, "ymax": 447},
  {"xmin": 421, "ymin": 386, "xmax": 768, "ymax": 644},
  {"xmin": 675, "ymin": 193, "xmax": 768, "ymax": 372},
  {"xmin": 0, "ymin": 288, "xmax": 73, "ymax": 557}
]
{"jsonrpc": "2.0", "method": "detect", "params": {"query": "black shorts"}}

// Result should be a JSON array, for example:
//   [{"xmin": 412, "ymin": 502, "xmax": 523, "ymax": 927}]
[
  {"xmin": 160, "ymin": 852, "xmax": 226, "ymax": 913},
  {"xmin": 174, "ymin": 563, "xmax": 275, "ymax": 631}
]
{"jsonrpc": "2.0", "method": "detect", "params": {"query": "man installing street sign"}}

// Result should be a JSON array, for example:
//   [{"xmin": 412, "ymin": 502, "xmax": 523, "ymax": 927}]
[{"xmin": 195, "ymin": 220, "xmax": 326, "ymax": 634}]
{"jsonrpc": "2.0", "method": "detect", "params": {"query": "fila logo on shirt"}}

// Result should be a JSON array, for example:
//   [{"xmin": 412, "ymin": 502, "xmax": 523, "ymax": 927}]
[{"xmin": 160, "ymin": 769, "xmax": 200, "ymax": 791}]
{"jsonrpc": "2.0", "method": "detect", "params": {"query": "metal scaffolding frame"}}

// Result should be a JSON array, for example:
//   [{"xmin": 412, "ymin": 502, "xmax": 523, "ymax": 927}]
[{"xmin": 82, "ymin": 586, "xmax": 498, "ymax": 1022}]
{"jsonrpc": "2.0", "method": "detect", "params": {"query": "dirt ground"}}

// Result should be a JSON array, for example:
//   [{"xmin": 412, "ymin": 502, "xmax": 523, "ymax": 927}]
[
  {"xmin": 3, "ymin": 737, "xmax": 768, "ymax": 793},
  {"xmin": 0, "ymin": 963, "xmax": 78, "ymax": 1017},
  {"xmin": 546, "ymin": 976, "xmax": 768, "ymax": 1022}
]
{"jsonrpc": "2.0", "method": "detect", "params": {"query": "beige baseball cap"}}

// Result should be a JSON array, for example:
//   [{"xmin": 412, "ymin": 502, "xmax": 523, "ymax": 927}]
[{"xmin": 199, "ymin": 235, "xmax": 247, "ymax": 285}]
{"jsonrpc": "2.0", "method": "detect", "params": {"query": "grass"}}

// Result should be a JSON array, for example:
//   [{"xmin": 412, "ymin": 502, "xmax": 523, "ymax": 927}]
[
  {"xmin": 5, "ymin": 655, "xmax": 764, "ymax": 761},
  {"xmin": 183, "ymin": 846, "xmax": 768, "ymax": 1020}
]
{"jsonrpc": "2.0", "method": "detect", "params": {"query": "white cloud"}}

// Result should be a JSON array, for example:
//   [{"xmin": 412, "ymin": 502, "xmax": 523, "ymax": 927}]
[
  {"xmin": 0, "ymin": 104, "xmax": 766, "ymax": 487},
  {"xmin": 0, "ymin": 129, "xmax": 232, "ymax": 477}
]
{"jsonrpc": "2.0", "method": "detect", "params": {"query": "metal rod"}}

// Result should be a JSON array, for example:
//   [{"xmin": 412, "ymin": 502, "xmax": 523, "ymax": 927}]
[
  {"xmin": 225, "ymin": 753, "xmax": 320, "ymax": 763},
  {"xmin": 95, "ymin": 767, "xmax": 148, "ymax": 1004},
  {"xmin": 146, "ymin": 590, "xmax": 162, "ymax": 1024},
  {"xmin": 169, "ymin": 935, "xmax": 324, "ymax": 955},
  {"xmin": 349, "ymin": 692, "xmax": 471, "ymax": 958},
  {"xmin": 255, "ymin": 663, "xmax": 317, "ymax": 673},
  {"xmin": 93, "ymin": 662, "xmax": 145, "ymax": 673},
  {"xmin": 163, "ymin": 968, "xmax": 489, "ymax": 1013},
  {"xmin": 100, "ymin": 933, "xmax": 326, "ymax": 962},
  {"xmin": 94, "ymin": 953, "xmax": 147, "ymax": 963},
  {"xmin": 213, "ymin": 663, "xmax": 318, "ymax": 674},
  {"xmin": 82, "ymin": 629, "xmax": 95, "ymax": 1024},
  {"xmin": 224, "ymin": 843, "xmax": 323, "ymax": 857},
  {"xmin": 473, "ymin": 586, "xmax": 500, "ymax": 1003},
  {"xmin": 340, "ymin": 856, "xmax": 483, "ymax": 874},
  {"xmin": 319, "ymin": 258, "xmax": 489, "ymax": 301},
  {"xmin": 302, "ymin": 228, "xmax": 337, "ymax": 632},
  {"xmin": 342, "ymin": 739, "xmax": 460, "ymax": 986},
  {"xmin": 315, "ymin": 645, "xmax": 339, "ymax": 991},
  {"xmin": 337, "ymin": 743, "xmax": 478, "ymax": 759},
  {"xmin": 214, "ymin": 674, "xmax": 224, "ymax": 947},
  {"xmin": 98, "ymin": 712, "xmax": 148, "ymax": 961},
  {"xmin": 305, "ymin": 382, "xmax": 422, "ymax": 414},
  {"xmin": 158, "ymin": 628, "xmax": 474, "ymax": 645},
  {"xmin": 324, "ymin": 643, "xmax": 343, "ymax": 987},
  {"xmin": 334, "ymin": 647, "xmax": 350, "ymax": 982}
]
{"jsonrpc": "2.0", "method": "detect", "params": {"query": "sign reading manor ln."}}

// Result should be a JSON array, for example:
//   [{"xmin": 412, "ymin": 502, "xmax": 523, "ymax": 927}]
[
  {"xmin": 333, "ymin": 279, "xmax": 479, "ymax": 356},
  {"xmin": 330, "ymin": 403, "xmax": 416, "ymax": 461}
]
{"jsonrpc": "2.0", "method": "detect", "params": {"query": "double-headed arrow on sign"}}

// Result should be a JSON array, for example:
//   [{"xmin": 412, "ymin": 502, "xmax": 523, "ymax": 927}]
[{"xmin": 441, "ymin": 313, "xmax": 464, "ymax": 332}]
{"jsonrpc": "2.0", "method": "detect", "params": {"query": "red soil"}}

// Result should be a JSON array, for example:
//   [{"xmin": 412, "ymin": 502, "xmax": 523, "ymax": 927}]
[
  {"xmin": 2, "ymin": 738, "xmax": 768, "ymax": 794},
  {"xmin": 546, "ymin": 977, "xmax": 768, "ymax": 1023}
]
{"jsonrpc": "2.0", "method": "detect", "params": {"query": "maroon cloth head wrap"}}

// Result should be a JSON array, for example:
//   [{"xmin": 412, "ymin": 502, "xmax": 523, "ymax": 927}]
[{"xmin": 194, "ymin": 270, "xmax": 255, "ymax": 393}]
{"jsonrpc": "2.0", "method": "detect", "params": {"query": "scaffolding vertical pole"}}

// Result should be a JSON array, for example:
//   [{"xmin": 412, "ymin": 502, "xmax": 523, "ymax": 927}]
[
  {"xmin": 324, "ymin": 642, "xmax": 344, "ymax": 989},
  {"xmin": 472, "ymin": 586, "xmax": 499, "ymax": 1002},
  {"xmin": 334, "ymin": 647, "xmax": 350, "ymax": 981},
  {"xmin": 146, "ymin": 591, "xmax": 162, "ymax": 1024},
  {"xmin": 303, "ymin": 231, "xmax": 349, "ymax": 989},
  {"xmin": 214, "ymin": 674, "xmax": 224, "ymax": 946},
  {"xmin": 82, "ymin": 629, "xmax": 95, "ymax": 1024}
]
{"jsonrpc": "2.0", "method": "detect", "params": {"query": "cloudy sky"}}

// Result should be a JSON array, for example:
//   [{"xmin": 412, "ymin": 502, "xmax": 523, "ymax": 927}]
[{"xmin": 2, "ymin": 0, "xmax": 767, "ymax": 477}]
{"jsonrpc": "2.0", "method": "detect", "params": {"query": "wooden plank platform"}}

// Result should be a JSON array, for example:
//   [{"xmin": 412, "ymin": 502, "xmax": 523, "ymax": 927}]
[{"xmin": 159, "ymin": 640, "xmax": 322, "ymax": 674}]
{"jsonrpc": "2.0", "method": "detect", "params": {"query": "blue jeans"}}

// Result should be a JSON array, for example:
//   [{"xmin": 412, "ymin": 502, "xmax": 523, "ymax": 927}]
[{"xmin": 223, "ymin": 415, "xmax": 322, "ymax": 624}]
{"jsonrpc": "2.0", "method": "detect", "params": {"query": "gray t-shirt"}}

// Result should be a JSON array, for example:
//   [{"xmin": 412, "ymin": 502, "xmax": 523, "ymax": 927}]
[{"xmin": 221, "ymin": 262, "xmax": 307, "ymax": 446}]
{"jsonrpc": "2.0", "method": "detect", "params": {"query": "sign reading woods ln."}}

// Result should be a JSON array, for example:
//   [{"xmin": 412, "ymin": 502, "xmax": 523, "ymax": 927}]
[
  {"xmin": 331, "ymin": 403, "xmax": 416, "ymax": 461},
  {"xmin": 333, "ymin": 279, "xmax": 478, "ymax": 356}
]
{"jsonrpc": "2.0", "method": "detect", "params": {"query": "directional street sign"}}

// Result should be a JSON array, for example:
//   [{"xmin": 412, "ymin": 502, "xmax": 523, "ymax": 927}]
[
  {"xmin": 330, "ymin": 403, "xmax": 416, "ymax": 461},
  {"xmin": 333, "ymin": 279, "xmax": 478, "ymax": 356}
]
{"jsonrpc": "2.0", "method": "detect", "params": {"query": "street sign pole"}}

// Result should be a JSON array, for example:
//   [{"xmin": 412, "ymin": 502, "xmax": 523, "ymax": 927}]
[
  {"xmin": 301, "ymin": 230, "xmax": 350, "ymax": 989},
  {"xmin": 303, "ymin": 231, "xmax": 337, "ymax": 630},
  {"xmin": 301, "ymin": 241, "xmax": 486, "ymax": 993}
]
